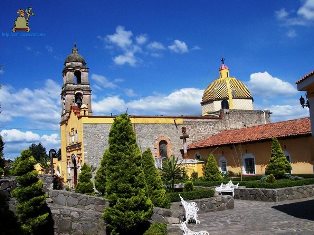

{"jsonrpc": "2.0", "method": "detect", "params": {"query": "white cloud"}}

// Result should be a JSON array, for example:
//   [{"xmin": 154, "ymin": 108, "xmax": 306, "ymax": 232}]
[
  {"xmin": 0, "ymin": 79, "xmax": 60, "ymax": 129},
  {"xmin": 91, "ymin": 74, "xmax": 117, "ymax": 89},
  {"xmin": 298, "ymin": 0, "xmax": 314, "ymax": 20},
  {"xmin": 113, "ymin": 52, "xmax": 137, "ymax": 66},
  {"xmin": 147, "ymin": 41, "xmax": 165, "ymax": 50},
  {"xmin": 275, "ymin": 8, "xmax": 289, "ymax": 20},
  {"xmin": 262, "ymin": 103, "xmax": 309, "ymax": 122},
  {"xmin": 93, "ymin": 96, "xmax": 126, "ymax": 114},
  {"xmin": 276, "ymin": 0, "xmax": 314, "ymax": 26},
  {"xmin": 99, "ymin": 26, "xmax": 194, "ymax": 66},
  {"xmin": 0, "ymin": 129, "xmax": 60, "ymax": 158},
  {"xmin": 136, "ymin": 34, "xmax": 148, "ymax": 45},
  {"xmin": 93, "ymin": 88, "xmax": 203, "ymax": 116},
  {"xmin": 287, "ymin": 29, "xmax": 297, "ymax": 38},
  {"xmin": 247, "ymin": 72, "xmax": 298, "ymax": 98},
  {"xmin": 124, "ymin": 88, "xmax": 137, "ymax": 97},
  {"xmin": 106, "ymin": 26, "xmax": 133, "ymax": 49},
  {"xmin": 168, "ymin": 40, "xmax": 189, "ymax": 54}
]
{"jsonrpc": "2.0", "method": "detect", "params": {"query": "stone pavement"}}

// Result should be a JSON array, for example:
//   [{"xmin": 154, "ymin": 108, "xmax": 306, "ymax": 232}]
[{"xmin": 168, "ymin": 197, "xmax": 314, "ymax": 235}]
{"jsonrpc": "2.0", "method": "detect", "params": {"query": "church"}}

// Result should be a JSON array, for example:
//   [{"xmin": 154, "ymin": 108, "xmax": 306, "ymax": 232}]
[{"xmin": 55, "ymin": 45, "xmax": 271, "ymax": 187}]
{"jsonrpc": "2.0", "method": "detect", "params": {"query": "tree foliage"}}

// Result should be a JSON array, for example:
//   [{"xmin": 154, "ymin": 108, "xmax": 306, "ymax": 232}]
[
  {"xmin": 141, "ymin": 149, "xmax": 169, "ymax": 208},
  {"xmin": 28, "ymin": 143, "xmax": 50, "ymax": 172},
  {"xmin": 0, "ymin": 135, "xmax": 5, "ymax": 176},
  {"xmin": 104, "ymin": 114, "xmax": 153, "ymax": 234},
  {"xmin": 203, "ymin": 154, "xmax": 223, "ymax": 181},
  {"xmin": 75, "ymin": 163, "xmax": 94, "ymax": 194},
  {"xmin": 95, "ymin": 149, "xmax": 108, "ymax": 196},
  {"xmin": 161, "ymin": 156, "xmax": 183, "ymax": 191},
  {"xmin": 265, "ymin": 138, "xmax": 292, "ymax": 179},
  {"xmin": 12, "ymin": 150, "xmax": 53, "ymax": 235}
]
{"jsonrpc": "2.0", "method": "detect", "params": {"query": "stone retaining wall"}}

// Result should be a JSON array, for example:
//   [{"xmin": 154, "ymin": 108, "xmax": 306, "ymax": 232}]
[
  {"xmin": 152, "ymin": 196, "xmax": 234, "ymax": 224},
  {"xmin": 48, "ymin": 190, "xmax": 107, "ymax": 213},
  {"xmin": 234, "ymin": 184, "xmax": 314, "ymax": 202}
]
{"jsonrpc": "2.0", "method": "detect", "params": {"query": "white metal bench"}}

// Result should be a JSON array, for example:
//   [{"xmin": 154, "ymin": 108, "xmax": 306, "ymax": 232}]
[
  {"xmin": 215, "ymin": 180, "xmax": 239, "ymax": 197},
  {"xmin": 180, "ymin": 222, "xmax": 209, "ymax": 235},
  {"xmin": 179, "ymin": 194, "xmax": 200, "ymax": 224}
]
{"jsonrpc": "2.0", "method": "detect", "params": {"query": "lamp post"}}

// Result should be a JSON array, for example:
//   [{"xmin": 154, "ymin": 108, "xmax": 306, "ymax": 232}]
[
  {"xmin": 49, "ymin": 149, "xmax": 56, "ymax": 176},
  {"xmin": 300, "ymin": 95, "xmax": 310, "ymax": 108}
]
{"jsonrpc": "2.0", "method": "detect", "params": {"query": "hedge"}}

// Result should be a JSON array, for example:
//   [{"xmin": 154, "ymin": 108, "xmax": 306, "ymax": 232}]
[
  {"xmin": 238, "ymin": 178, "xmax": 314, "ymax": 188},
  {"xmin": 144, "ymin": 223, "xmax": 167, "ymax": 235},
  {"xmin": 167, "ymin": 189, "xmax": 214, "ymax": 202},
  {"xmin": 193, "ymin": 180, "xmax": 230, "ymax": 187}
]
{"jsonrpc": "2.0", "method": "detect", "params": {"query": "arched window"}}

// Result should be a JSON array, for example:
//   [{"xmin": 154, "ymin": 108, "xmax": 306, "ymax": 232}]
[
  {"xmin": 242, "ymin": 154, "xmax": 255, "ymax": 175},
  {"xmin": 75, "ymin": 92, "xmax": 83, "ymax": 108},
  {"xmin": 74, "ymin": 70, "xmax": 81, "ymax": 84},
  {"xmin": 219, "ymin": 156, "xmax": 227, "ymax": 174},
  {"xmin": 221, "ymin": 99, "xmax": 229, "ymax": 109},
  {"xmin": 159, "ymin": 140, "xmax": 168, "ymax": 158}
]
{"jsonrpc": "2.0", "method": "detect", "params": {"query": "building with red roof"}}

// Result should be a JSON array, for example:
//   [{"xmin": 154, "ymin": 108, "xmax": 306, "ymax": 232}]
[{"xmin": 187, "ymin": 118, "xmax": 314, "ymax": 175}]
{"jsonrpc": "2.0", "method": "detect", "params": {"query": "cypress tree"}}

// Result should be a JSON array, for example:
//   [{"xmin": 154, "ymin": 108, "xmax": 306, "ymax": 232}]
[
  {"xmin": 0, "ymin": 135, "xmax": 4, "ymax": 176},
  {"xmin": 95, "ymin": 149, "xmax": 108, "ymax": 196},
  {"xmin": 12, "ymin": 150, "xmax": 53, "ymax": 235},
  {"xmin": 265, "ymin": 138, "xmax": 292, "ymax": 178},
  {"xmin": 104, "ymin": 114, "xmax": 153, "ymax": 234},
  {"xmin": 141, "ymin": 149, "xmax": 169, "ymax": 208},
  {"xmin": 75, "ymin": 163, "xmax": 94, "ymax": 194},
  {"xmin": 203, "ymin": 154, "xmax": 223, "ymax": 181}
]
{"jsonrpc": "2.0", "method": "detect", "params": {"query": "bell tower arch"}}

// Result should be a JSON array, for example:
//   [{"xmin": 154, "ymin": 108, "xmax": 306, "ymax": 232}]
[{"xmin": 61, "ymin": 45, "xmax": 92, "ymax": 121}]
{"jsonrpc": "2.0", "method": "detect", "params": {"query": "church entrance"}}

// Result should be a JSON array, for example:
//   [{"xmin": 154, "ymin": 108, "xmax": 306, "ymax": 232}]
[{"xmin": 71, "ymin": 154, "xmax": 78, "ymax": 187}]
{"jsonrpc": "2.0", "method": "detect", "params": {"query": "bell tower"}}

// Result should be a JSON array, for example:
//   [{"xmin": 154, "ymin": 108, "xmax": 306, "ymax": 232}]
[{"xmin": 61, "ymin": 45, "xmax": 92, "ymax": 121}]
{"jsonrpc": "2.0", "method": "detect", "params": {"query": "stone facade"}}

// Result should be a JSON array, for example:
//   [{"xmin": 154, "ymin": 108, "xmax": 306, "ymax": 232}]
[
  {"xmin": 234, "ymin": 184, "xmax": 314, "ymax": 202},
  {"xmin": 83, "ymin": 110, "xmax": 270, "ymax": 168}
]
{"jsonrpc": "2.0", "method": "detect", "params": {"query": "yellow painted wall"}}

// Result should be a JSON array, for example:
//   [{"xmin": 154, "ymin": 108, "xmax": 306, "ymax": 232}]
[
  {"xmin": 187, "ymin": 136, "xmax": 314, "ymax": 175},
  {"xmin": 181, "ymin": 163, "xmax": 204, "ymax": 177}
]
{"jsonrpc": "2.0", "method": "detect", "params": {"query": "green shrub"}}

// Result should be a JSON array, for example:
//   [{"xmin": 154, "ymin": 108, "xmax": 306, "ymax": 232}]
[
  {"xmin": 162, "ymin": 156, "xmax": 183, "ymax": 191},
  {"xmin": 75, "ymin": 163, "xmax": 94, "ymax": 194},
  {"xmin": 265, "ymin": 174, "xmax": 276, "ymax": 183},
  {"xmin": 190, "ymin": 171, "xmax": 198, "ymax": 180},
  {"xmin": 144, "ymin": 222, "xmax": 167, "ymax": 235},
  {"xmin": 142, "ymin": 149, "xmax": 169, "ymax": 208},
  {"xmin": 239, "ymin": 178, "xmax": 314, "ymax": 188},
  {"xmin": 265, "ymin": 138, "xmax": 292, "ymax": 179},
  {"xmin": 12, "ymin": 150, "xmax": 53, "ymax": 235},
  {"xmin": 167, "ymin": 189, "xmax": 215, "ymax": 202},
  {"xmin": 95, "ymin": 150, "xmax": 107, "ymax": 196},
  {"xmin": 203, "ymin": 154, "xmax": 223, "ymax": 181},
  {"xmin": 193, "ymin": 180, "xmax": 229, "ymax": 187},
  {"xmin": 184, "ymin": 181, "xmax": 194, "ymax": 192},
  {"xmin": 104, "ymin": 114, "xmax": 153, "ymax": 234}
]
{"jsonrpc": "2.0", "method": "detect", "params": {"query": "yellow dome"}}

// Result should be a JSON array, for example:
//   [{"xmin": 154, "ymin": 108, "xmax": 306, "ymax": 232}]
[{"xmin": 201, "ymin": 62, "xmax": 252, "ymax": 104}]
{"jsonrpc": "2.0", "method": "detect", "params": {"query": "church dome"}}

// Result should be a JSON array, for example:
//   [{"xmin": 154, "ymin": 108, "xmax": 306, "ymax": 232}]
[
  {"xmin": 201, "ymin": 61, "xmax": 252, "ymax": 104},
  {"xmin": 64, "ymin": 44, "xmax": 86, "ymax": 65}
]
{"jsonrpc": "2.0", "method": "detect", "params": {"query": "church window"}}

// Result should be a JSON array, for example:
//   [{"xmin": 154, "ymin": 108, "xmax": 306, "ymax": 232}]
[
  {"xmin": 284, "ymin": 150, "xmax": 292, "ymax": 173},
  {"xmin": 74, "ymin": 70, "xmax": 81, "ymax": 84},
  {"xmin": 242, "ymin": 154, "xmax": 255, "ymax": 174},
  {"xmin": 159, "ymin": 140, "xmax": 168, "ymax": 158}
]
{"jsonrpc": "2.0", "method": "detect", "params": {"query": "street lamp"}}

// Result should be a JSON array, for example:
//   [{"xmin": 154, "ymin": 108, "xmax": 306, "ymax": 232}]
[
  {"xmin": 300, "ymin": 95, "xmax": 310, "ymax": 108},
  {"xmin": 49, "ymin": 149, "xmax": 56, "ymax": 176}
]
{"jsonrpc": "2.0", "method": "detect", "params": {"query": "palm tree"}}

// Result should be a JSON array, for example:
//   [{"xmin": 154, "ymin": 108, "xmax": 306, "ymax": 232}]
[{"xmin": 161, "ymin": 156, "xmax": 183, "ymax": 191}]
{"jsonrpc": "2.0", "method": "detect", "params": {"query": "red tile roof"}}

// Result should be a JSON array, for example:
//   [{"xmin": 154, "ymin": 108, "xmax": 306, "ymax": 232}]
[
  {"xmin": 296, "ymin": 70, "xmax": 314, "ymax": 84},
  {"xmin": 189, "ymin": 117, "xmax": 311, "ymax": 149}
]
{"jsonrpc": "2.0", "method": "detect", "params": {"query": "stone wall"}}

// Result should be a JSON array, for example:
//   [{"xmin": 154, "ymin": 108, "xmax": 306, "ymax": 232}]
[
  {"xmin": 48, "ymin": 190, "xmax": 107, "ymax": 212},
  {"xmin": 83, "ymin": 110, "xmax": 269, "ymax": 168},
  {"xmin": 235, "ymin": 184, "xmax": 314, "ymax": 202},
  {"xmin": 152, "ymin": 196, "xmax": 234, "ymax": 225}
]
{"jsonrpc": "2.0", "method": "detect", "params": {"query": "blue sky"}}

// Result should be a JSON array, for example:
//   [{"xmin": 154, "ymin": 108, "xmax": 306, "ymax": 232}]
[{"xmin": 0, "ymin": 0, "xmax": 313, "ymax": 158}]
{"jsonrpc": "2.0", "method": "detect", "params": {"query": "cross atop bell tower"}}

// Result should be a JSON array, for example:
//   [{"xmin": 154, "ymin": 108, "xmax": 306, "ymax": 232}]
[{"xmin": 61, "ymin": 45, "xmax": 92, "ymax": 121}]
